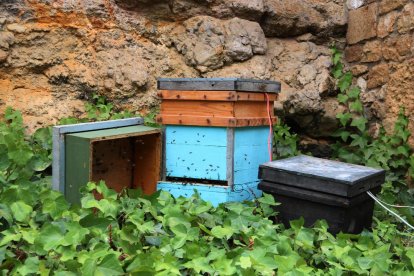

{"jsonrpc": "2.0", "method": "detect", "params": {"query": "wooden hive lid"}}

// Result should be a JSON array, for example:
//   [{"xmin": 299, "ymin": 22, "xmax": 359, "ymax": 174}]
[
  {"xmin": 157, "ymin": 78, "xmax": 281, "ymax": 93},
  {"xmin": 258, "ymin": 155, "xmax": 385, "ymax": 198}
]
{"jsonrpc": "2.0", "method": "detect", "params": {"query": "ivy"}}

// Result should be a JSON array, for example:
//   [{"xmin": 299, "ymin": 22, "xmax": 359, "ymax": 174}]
[
  {"xmin": 273, "ymin": 121, "xmax": 300, "ymax": 159},
  {"xmin": 330, "ymin": 47, "xmax": 414, "ymax": 224},
  {"xmin": 0, "ymin": 181, "xmax": 413, "ymax": 275}
]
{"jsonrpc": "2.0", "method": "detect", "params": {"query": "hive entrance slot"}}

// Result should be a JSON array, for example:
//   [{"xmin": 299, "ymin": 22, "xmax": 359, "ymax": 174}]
[
  {"xmin": 166, "ymin": 176, "xmax": 228, "ymax": 186},
  {"xmin": 91, "ymin": 133, "xmax": 161, "ymax": 194}
]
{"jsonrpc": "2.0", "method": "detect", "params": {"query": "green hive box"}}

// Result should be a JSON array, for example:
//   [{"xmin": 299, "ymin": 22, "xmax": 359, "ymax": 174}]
[{"xmin": 64, "ymin": 125, "xmax": 162, "ymax": 204}]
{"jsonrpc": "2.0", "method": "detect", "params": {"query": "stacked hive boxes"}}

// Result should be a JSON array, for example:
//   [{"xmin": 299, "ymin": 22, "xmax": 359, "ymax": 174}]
[{"xmin": 156, "ymin": 78, "xmax": 280, "ymax": 205}]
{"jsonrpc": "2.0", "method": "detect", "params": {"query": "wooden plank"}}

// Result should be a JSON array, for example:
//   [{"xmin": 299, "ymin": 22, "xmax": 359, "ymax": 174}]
[
  {"xmin": 165, "ymin": 144, "xmax": 227, "ymax": 180},
  {"xmin": 158, "ymin": 90, "xmax": 278, "ymax": 102},
  {"xmin": 234, "ymin": 102, "xmax": 269, "ymax": 118},
  {"xmin": 157, "ymin": 181, "xmax": 230, "ymax": 206},
  {"xmin": 236, "ymin": 92, "xmax": 277, "ymax": 102},
  {"xmin": 157, "ymin": 78, "xmax": 281, "ymax": 93},
  {"xmin": 91, "ymin": 138, "xmax": 134, "ymax": 193},
  {"xmin": 234, "ymin": 144, "xmax": 269, "ymax": 171},
  {"xmin": 133, "ymin": 133, "xmax": 162, "ymax": 195},
  {"xmin": 65, "ymin": 135, "xmax": 90, "ymax": 204},
  {"xmin": 157, "ymin": 115, "xmax": 277, "ymax": 127},
  {"xmin": 165, "ymin": 125, "xmax": 227, "ymax": 146},
  {"xmin": 161, "ymin": 100, "xmax": 234, "ymax": 117},
  {"xmin": 228, "ymin": 182, "xmax": 262, "ymax": 202},
  {"xmin": 226, "ymin": 128, "xmax": 234, "ymax": 187},
  {"xmin": 234, "ymin": 126, "xmax": 269, "ymax": 147},
  {"xmin": 158, "ymin": 90, "xmax": 237, "ymax": 101},
  {"xmin": 234, "ymin": 168, "xmax": 263, "ymax": 185}
]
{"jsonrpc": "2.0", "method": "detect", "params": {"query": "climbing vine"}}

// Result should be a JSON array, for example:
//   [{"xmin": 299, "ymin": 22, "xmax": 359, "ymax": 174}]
[{"xmin": 330, "ymin": 47, "xmax": 414, "ymax": 223}]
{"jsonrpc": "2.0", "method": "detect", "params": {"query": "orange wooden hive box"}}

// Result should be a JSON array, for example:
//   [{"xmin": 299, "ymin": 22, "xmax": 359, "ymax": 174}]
[{"xmin": 156, "ymin": 78, "xmax": 280, "ymax": 127}]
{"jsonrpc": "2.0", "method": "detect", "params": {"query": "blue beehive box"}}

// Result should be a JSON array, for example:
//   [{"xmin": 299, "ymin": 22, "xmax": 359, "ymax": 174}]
[{"xmin": 156, "ymin": 78, "xmax": 281, "ymax": 205}]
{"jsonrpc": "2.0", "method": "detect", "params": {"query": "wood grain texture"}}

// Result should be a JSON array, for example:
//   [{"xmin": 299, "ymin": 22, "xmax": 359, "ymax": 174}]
[
  {"xmin": 133, "ymin": 133, "xmax": 162, "ymax": 195},
  {"xmin": 158, "ymin": 90, "xmax": 277, "ymax": 102},
  {"xmin": 161, "ymin": 100, "xmax": 234, "ymax": 117},
  {"xmin": 157, "ymin": 115, "xmax": 277, "ymax": 127}
]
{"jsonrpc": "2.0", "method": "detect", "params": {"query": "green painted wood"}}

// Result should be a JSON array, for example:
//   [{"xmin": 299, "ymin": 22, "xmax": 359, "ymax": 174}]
[
  {"xmin": 69, "ymin": 125, "xmax": 158, "ymax": 139},
  {"xmin": 65, "ymin": 135, "xmax": 90, "ymax": 205}
]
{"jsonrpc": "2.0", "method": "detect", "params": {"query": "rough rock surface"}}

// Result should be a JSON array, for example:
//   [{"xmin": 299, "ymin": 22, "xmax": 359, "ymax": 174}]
[
  {"xmin": 0, "ymin": 0, "xmax": 347, "ymax": 137},
  {"xmin": 2, "ymin": 0, "xmax": 411, "ymax": 148},
  {"xmin": 345, "ymin": 0, "xmax": 414, "ymax": 144}
]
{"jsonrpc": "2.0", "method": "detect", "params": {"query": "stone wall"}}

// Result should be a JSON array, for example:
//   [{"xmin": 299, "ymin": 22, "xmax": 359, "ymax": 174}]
[
  {"xmin": 0, "ymin": 0, "xmax": 347, "ymax": 139},
  {"xmin": 345, "ymin": 0, "xmax": 414, "ymax": 143}
]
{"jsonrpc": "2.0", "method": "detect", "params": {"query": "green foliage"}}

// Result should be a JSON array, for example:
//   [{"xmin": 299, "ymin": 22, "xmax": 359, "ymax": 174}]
[
  {"xmin": 330, "ymin": 47, "xmax": 413, "ymax": 176},
  {"xmin": 330, "ymin": 47, "xmax": 414, "ymax": 223},
  {"xmin": 273, "ymin": 120, "xmax": 300, "ymax": 159},
  {"xmin": 0, "ymin": 108, "xmax": 51, "ymax": 186},
  {"xmin": 0, "ymin": 181, "xmax": 413, "ymax": 275}
]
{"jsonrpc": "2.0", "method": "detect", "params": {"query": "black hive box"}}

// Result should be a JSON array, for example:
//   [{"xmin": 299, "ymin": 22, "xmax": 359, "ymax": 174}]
[{"xmin": 258, "ymin": 155, "xmax": 385, "ymax": 234}]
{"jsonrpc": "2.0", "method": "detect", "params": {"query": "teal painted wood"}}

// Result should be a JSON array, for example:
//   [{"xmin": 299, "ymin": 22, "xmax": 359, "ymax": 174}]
[
  {"xmin": 157, "ymin": 182, "xmax": 229, "ymax": 206},
  {"xmin": 229, "ymin": 182, "xmax": 263, "ymax": 202},
  {"xmin": 159, "ymin": 125, "xmax": 270, "ymax": 204},
  {"xmin": 165, "ymin": 144, "xmax": 227, "ymax": 180},
  {"xmin": 165, "ymin": 126, "xmax": 227, "ymax": 180},
  {"xmin": 157, "ymin": 181, "xmax": 262, "ymax": 206},
  {"xmin": 234, "ymin": 126, "xmax": 269, "ymax": 185},
  {"xmin": 234, "ymin": 168, "xmax": 261, "ymax": 185},
  {"xmin": 234, "ymin": 145, "xmax": 268, "ymax": 170},
  {"xmin": 165, "ymin": 126, "xmax": 227, "ymax": 146},
  {"xmin": 234, "ymin": 127, "xmax": 269, "ymax": 147}
]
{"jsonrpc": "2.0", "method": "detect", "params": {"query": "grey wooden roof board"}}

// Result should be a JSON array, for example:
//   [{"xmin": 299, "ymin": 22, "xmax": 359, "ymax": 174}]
[{"xmin": 157, "ymin": 78, "xmax": 281, "ymax": 93}]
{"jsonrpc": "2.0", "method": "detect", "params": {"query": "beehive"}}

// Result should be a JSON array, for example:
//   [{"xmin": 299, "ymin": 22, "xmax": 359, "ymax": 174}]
[
  {"xmin": 53, "ymin": 120, "xmax": 162, "ymax": 204},
  {"xmin": 156, "ymin": 78, "xmax": 281, "ymax": 205},
  {"xmin": 258, "ymin": 155, "xmax": 385, "ymax": 234}
]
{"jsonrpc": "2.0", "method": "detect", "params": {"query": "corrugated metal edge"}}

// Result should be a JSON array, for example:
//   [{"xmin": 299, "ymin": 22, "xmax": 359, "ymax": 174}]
[{"xmin": 52, "ymin": 117, "xmax": 144, "ymax": 193}]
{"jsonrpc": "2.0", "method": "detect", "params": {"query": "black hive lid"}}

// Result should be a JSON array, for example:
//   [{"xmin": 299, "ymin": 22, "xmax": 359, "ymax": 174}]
[{"xmin": 258, "ymin": 155, "xmax": 385, "ymax": 197}]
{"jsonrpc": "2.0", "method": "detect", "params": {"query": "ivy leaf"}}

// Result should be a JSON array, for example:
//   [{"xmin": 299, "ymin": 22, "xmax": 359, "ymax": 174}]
[
  {"xmin": 96, "ymin": 254, "xmax": 124, "ymax": 275},
  {"xmin": 397, "ymin": 146, "xmax": 409, "ymax": 157},
  {"xmin": 336, "ymin": 113, "xmax": 352, "ymax": 127},
  {"xmin": 42, "ymin": 195, "xmax": 69, "ymax": 220},
  {"xmin": 35, "ymin": 224, "xmax": 65, "ymax": 251},
  {"xmin": 406, "ymin": 248, "xmax": 414, "ymax": 267},
  {"xmin": 238, "ymin": 256, "xmax": 252, "ymax": 269},
  {"xmin": 332, "ymin": 51, "xmax": 342, "ymax": 65},
  {"xmin": 211, "ymin": 226, "xmax": 234, "ymax": 240},
  {"xmin": 350, "ymin": 100, "xmax": 363, "ymax": 113},
  {"xmin": 338, "ymin": 72, "xmax": 353, "ymax": 92},
  {"xmin": 81, "ymin": 258, "xmax": 98, "ymax": 276},
  {"xmin": 337, "ymin": 94, "xmax": 349, "ymax": 104},
  {"xmin": 333, "ymin": 63, "xmax": 343, "ymax": 79},
  {"xmin": 351, "ymin": 117, "xmax": 368, "ymax": 132},
  {"xmin": 16, "ymin": 257, "xmax": 40, "ymax": 275},
  {"xmin": 212, "ymin": 257, "xmax": 237, "ymax": 275},
  {"xmin": 348, "ymin": 87, "xmax": 360, "ymax": 99},
  {"xmin": 340, "ymin": 131, "xmax": 350, "ymax": 142},
  {"xmin": 8, "ymin": 147, "xmax": 33, "ymax": 166},
  {"xmin": 10, "ymin": 201, "xmax": 33, "ymax": 222}
]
